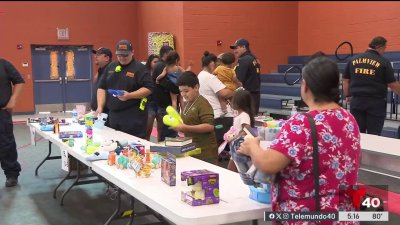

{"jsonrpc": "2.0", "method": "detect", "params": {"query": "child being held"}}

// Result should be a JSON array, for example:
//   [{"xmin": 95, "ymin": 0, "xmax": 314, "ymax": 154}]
[
  {"xmin": 156, "ymin": 51, "xmax": 192, "ymax": 111},
  {"xmin": 213, "ymin": 52, "xmax": 242, "ymax": 116}
]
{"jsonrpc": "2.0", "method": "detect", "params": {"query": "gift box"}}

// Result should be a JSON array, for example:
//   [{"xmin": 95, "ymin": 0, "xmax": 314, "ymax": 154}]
[{"xmin": 181, "ymin": 169, "xmax": 219, "ymax": 206}]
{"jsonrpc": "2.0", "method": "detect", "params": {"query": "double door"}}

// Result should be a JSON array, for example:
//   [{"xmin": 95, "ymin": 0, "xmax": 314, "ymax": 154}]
[{"xmin": 32, "ymin": 45, "xmax": 93, "ymax": 112}]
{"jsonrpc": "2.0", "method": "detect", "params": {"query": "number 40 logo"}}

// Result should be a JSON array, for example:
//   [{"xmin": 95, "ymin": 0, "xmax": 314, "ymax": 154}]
[
  {"xmin": 361, "ymin": 197, "xmax": 382, "ymax": 209},
  {"xmin": 346, "ymin": 186, "xmax": 385, "ymax": 211}
]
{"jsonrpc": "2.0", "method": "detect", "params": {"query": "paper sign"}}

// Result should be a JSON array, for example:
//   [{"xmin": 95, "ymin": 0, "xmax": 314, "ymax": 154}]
[
  {"xmin": 30, "ymin": 126, "xmax": 36, "ymax": 146},
  {"xmin": 61, "ymin": 148, "xmax": 69, "ymax": 172}
]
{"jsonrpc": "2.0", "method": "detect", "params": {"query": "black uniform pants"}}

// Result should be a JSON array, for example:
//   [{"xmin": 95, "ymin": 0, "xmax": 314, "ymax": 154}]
[
  {"xmin": 108, "ymin": 107, "xmax": 148, "ymax": 139},
  {"xmin": 251, "ymin": 91, "xmax": 260, "ymax": 115},
  {"xmin": 214, "ymin": 116, "xmax": 233, "ymax": 151},
  {"xmin": 0, "ymin": 109, "xmax": 21, "ymax": 178},
  {"xmin": 350, "ymin": 97, "xmax": 386, "ymax": 135}
]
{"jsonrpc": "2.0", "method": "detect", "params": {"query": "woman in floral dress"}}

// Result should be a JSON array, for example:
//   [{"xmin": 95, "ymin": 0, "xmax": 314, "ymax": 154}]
[{"xmin": 239, "ymin": 56, "xmax": 361, "ymax": 225}]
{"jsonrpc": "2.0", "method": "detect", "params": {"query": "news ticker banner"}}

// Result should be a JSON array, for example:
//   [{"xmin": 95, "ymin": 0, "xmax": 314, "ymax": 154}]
[
  {"xmin": 264, "ymin": 212, "xmax": 389, "ymax": 222},
  {"xmin": 264, "ymin": 184, "xmax": 389, "ymax": 222}
]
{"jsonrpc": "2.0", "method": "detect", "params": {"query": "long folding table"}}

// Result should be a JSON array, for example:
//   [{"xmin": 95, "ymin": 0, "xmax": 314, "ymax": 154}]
[{"xmin": 27, "ymin": 120, "xmax": 270, "ymax": 224}]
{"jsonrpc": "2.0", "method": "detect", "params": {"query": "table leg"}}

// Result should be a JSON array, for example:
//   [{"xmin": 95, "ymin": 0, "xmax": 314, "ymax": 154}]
[
  {"xmin": 54, "ymin": 159, "xmax": 103, "ymax": 205},
  {"xmin": 60, "ymin": 160, "xmax": 81, "ymax": 206},
  {"xmin": 53, "ymin": 169, "xmax": 73, "ymax": 199},
  {"xmin": 35, "ymin": 141, "xmax": 61, "ymax": 176},
  {"xmin": 102, "ymin": 188, "xmax": 166, "ymax": 225},
  {"xmin": 127, "ymin": 196, "xmax": 135, "ymax": 225},
  {"xmin": 252, "ymin": 219, "xmax": 258, "ymax": 225},
  {"xmin": 104, "ymin": 188, "xmax": 122, "ymax": 225}
]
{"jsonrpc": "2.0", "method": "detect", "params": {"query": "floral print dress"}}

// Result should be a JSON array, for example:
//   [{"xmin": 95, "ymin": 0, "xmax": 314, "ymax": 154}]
[{"xmin": 269, "ymin": 108, "xmax": 361, "ymax": 225}]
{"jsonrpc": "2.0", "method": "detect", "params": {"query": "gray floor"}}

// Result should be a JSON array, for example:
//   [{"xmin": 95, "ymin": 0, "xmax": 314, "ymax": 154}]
[{"xmin": 0, "ymin": 122, "xmax": 399, "ymax": 225}]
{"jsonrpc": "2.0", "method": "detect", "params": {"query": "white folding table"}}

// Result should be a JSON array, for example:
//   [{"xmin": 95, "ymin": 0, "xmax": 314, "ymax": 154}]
[{"xmin": 91, "ymin": 157, "xmax": 270, "ymax": 225}]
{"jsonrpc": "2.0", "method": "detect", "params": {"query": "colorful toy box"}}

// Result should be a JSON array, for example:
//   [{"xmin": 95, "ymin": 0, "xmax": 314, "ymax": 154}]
[
  {"xmin": 181, "ymin": 169, "xmax": 219, "ymax": 206},
  {"xmin": 84, "ymin": 114, "xmax": 94, "ymax": 145},
  {"xmin": 161, "ymin": 152, "xmax": 176, "ymax": 186},
  {"xmin": 256, "ymin": 119, "xmax": 285, "ymax": 141}
]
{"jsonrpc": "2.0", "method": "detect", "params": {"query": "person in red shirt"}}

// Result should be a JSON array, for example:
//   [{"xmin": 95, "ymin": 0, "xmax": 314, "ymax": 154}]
[{"xmin": 239, "ymin": 56, "xmax": 361, "ymax": 225}]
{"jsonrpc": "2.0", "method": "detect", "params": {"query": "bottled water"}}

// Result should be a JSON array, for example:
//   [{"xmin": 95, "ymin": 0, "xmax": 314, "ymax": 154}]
[{"xmin": 72, "ymin": 109, "xmax": 78, "ymax": 123}]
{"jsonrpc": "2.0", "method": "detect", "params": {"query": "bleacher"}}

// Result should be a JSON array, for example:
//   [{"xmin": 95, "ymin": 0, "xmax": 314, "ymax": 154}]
[{"xmin": 259, "ymin": 51, "xmax": 400, "ymax": 138}]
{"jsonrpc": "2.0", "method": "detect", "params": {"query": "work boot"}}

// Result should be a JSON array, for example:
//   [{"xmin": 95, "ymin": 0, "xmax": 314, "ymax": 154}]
[{"xmin": 5, "ymin": 177, "xmax": 18, "ymax": 187}]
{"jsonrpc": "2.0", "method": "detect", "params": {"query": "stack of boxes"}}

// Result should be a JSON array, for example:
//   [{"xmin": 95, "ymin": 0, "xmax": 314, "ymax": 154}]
[{"xmin": 84, "ymin": 114, "xmax": 94, "ymax": 145}]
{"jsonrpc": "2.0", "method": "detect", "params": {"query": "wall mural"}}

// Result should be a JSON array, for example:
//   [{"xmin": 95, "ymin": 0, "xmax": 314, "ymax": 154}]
[{"xmin": 147, "ymin": 32, "xmax": 175, "ymax": 56}]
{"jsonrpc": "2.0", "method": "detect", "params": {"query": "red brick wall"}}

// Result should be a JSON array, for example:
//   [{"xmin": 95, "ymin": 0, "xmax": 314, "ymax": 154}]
[
  {"xmin": 182, "ymin": 2, "xmax": 299, "ymax": 74},
  {"xmin": 136, "ymin": 1, "xmax": 184, "ymax": 61},
  {"xmin": 0, "ymin": 2, "xmax": 138, "ymax": 112},
  {"xmin": 298, "ymin": 2, "xmax": 400, "ymax": 55},
  {"xmin": 1, "ymin": 2, "xmax": 300, "ymax": 113}
]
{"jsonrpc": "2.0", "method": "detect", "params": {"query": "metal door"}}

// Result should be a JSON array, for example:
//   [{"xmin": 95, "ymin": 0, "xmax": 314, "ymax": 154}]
[
  {"xmin": 31, "ymin": 45, "xmax": 93, "ymax": 112},
  {"xmin": 63, "ymin": 46, "xmax": 92, "ymax": 111}
]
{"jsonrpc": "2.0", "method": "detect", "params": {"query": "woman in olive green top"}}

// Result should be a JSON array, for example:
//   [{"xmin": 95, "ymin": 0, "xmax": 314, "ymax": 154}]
[{"xmin": 174, "ymin": 71, "xmax": 218, "ymax": 164}]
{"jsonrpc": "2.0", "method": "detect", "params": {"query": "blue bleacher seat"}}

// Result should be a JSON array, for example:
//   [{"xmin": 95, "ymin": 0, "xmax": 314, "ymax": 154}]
[{"xmin": 260, "ymin": 51, "xmax": 400, "ymax": 125}]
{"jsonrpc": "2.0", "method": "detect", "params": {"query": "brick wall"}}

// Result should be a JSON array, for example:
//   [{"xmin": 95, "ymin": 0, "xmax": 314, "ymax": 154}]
[
  {"xmin": 298, "ymin": 2, "xmax": 400, "ymax": 55},
  {"xmin": 182, "ymin": 1, "xmax": 298, "ymax": 73},
  {"xmin": 0, "ymin": 2, "xmax": 138, "ymax": 112},
  {"xmin": 136, "ymin": 1, "xmax": 184, "ymax": 61}
]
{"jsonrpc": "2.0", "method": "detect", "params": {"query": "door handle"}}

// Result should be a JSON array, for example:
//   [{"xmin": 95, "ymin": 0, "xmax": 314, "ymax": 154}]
[
  {"xmin": 59, "ymin": 76, "xmax": 62, "ymax": 85},
  {"xmin": 64, "ymin": 76, "xmax": 68, "ymax": 84}
]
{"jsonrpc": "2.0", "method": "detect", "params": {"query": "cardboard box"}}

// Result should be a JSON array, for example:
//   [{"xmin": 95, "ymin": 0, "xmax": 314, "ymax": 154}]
[
  {"xmin": 161, "ymin": 153, "xmax": 176, "ymax": 186},
  {"xmin": 181, "ymin": 169, "xmax": 219, "ymax": 206}
]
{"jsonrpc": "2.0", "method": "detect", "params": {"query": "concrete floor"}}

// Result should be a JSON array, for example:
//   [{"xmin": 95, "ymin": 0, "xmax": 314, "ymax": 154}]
[{"xmin": 1, "ymin": 116, "xmax": 399, "ymax": 225}]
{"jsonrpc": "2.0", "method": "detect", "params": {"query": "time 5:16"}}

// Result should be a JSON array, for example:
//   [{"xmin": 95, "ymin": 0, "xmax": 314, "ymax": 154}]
[{"xmin": 347, "ymin": 213, "xmax": 360, "ymax": 220}]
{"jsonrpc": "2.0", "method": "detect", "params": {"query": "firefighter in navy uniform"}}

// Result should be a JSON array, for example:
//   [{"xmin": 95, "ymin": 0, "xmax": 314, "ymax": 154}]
[
  {"xmin": 0, "ymin": 58, "xmax": 25, "ymax": 187},
  {"xmin": 343, "ymin": 36, "xmax": 400, "ymax": 135},
  {"xmin": 96, "ymin": 40, "xmax": 154, "ymax": 139},
  {"xmin": 91, "ymin": 47, "xmax": 112, "ymax": 126},
  {"xmin": 230, "ymin": 38, "xmax": 261, "ymax": 114}
]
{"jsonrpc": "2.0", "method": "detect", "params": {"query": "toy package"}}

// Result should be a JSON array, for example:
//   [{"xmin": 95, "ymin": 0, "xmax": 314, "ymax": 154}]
[
  {"xmin": 85, "ymin": 114, "xmax": 94, "ymax": 145},
  {"xmin": 59, "ymin": 131, "xmax": 83, "ymax": 139},
  {"xmin": 262, "ymin": 120, "xmax": 285, "ymax": 141},
  {"xmin": 255, "ymin": 119, "xmax": 285, "ymax": 141},
  {"xmin": 161, "ymin": 152, "xmax": 176, "ymax": 186},
  {"xmin": 181, "ymin": 169, "xmax": 219, "ymax": 206},
  {"xmin": 94, "ymin": 113, "xmax": 108, "ymax": 129}
]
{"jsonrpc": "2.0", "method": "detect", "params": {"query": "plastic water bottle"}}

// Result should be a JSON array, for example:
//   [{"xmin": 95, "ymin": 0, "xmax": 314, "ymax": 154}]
[
  {"xmin": 291, "ymin": 106, "xmax": 297, "ymax": 117},
  {"xmin": 72, "ymin": 109, "xmax": 78, "ymax": 123},
  {"xmin": 68, "ymin": 135, "xmax": 74, "ymax": 147}
]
